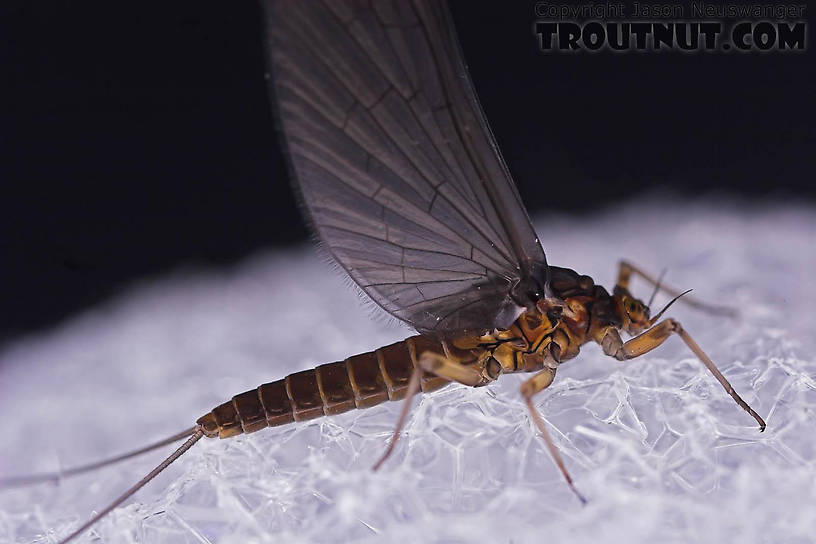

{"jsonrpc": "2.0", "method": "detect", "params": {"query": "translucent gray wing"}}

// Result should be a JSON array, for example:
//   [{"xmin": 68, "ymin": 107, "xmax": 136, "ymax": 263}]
[{"xmin": 263, "ymin": 0, "xmax": 547, "ymax": 335}]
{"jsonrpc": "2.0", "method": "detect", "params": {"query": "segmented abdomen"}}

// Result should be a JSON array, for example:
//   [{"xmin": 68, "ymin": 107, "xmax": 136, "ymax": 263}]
[{"xmin": 197, "ymin": 336, "xmax": 450, "ymax": 438}]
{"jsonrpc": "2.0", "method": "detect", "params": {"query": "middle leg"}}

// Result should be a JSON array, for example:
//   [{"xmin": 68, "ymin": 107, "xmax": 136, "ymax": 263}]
[{"xmin": 520, "ymin": 367, "xmax": 587, "ymax": 504}]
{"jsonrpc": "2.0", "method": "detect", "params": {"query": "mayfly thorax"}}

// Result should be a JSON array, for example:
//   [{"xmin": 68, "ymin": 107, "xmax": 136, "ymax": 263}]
[{"xmin": 0, "ymin": 1, "xmax": 766, "ymax": 543}]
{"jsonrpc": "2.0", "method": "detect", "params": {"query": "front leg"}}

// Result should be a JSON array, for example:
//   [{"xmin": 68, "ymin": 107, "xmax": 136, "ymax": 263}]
[
  {"xmin": 616, "ymin": 260, "xmax": 737, "ymax": 317},
  {"xmin": 600, "ymin": 321, "xmax": 766, "ymax": 431}
]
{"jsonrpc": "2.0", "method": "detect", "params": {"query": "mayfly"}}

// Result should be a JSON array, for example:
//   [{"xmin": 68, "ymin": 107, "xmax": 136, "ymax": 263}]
[{"xmin": 2, "ymin": 1, "xmax": 765, "ymax": 542}]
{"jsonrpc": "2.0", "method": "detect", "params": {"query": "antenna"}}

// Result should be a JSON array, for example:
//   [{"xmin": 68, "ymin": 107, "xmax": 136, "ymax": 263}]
[
  {"xmin": 57, "ymin": 428, "xmax": 204, "ymax": 544},
  {"xmin": 649, "ymin": 289, "xmax": 693, "ymax": 326}
]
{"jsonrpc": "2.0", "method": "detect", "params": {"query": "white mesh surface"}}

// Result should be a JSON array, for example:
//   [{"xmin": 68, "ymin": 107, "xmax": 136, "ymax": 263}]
[{"xmin": 1, "ymin": 199, "xmax": 815, "ymax": 543}]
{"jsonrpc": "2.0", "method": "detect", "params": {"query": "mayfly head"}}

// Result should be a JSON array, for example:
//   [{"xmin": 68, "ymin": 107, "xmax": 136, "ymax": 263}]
[
  {"xmin": 613, "ymin": 286, "xmax": 651, "ymax": 335},
  {"xmin": 613, "ymin": 285, "xmax": 694, "ymax": 335}
]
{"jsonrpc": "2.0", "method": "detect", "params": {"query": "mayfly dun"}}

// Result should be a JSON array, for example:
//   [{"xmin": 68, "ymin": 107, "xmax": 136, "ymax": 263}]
[{"xmin": 1, "ymin": 1, "xmax": 766, "ymax": 542}]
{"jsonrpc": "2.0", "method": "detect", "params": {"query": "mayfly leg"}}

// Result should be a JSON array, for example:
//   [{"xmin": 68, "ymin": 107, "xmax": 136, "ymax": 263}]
[
  {"xmin": 520, "ymin": 367, "xmax": 587, "ymax": 504},
  {"xmin": 373, "ymin": 349, "xmax": 489, "ymax": 471},
  {"xmin": 617, "ymin": 260, "xmax": 738, "ymax": 317},
  {"xmin": 601, "ymin": 320, "xmax": 766, "ymax": 431},
  {"xmin": 372, "ymin": 368, "xmax": 421, "ymax": 471}
]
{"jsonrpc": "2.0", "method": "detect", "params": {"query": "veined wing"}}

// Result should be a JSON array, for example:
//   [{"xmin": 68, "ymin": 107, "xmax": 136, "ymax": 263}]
[{"xmin": 264, "ymin": 0, "xmax": 547, "ymax": 335}]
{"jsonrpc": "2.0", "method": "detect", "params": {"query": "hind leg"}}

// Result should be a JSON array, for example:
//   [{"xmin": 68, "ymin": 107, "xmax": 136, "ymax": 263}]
[{"xmin": 373, "ymin": 347, "xmax": 498, "ymax": 470}]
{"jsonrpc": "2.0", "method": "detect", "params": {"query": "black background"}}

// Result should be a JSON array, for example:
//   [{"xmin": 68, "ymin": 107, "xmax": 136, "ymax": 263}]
[{"xmin": 2, "ymin": 1, "xmax": 814, "ymax": 341}]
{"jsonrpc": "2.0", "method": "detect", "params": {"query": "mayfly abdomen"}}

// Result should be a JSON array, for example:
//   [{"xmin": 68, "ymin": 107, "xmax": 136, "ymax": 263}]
[{"xmin": 196, "ymin": 336, "xmax": 451, "ymax": 439}]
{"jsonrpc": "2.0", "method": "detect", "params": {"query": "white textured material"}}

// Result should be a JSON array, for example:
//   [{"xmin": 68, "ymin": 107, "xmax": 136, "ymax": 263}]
[{"xmin": 1, "ymin": 200, "xmax": 815, "ymax": 544}]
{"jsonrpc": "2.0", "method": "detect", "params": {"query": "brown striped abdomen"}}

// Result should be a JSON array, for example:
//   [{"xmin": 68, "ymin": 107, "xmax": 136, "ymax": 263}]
[{"xmin": 196, "ymin": 335, "xmax": 450, "ymax": 438}]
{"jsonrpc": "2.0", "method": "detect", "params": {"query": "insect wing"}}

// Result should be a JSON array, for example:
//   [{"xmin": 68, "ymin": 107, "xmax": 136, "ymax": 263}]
[{"xmin": 264, "ymin": 0, "xmax": 547, "ymax": 334}]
